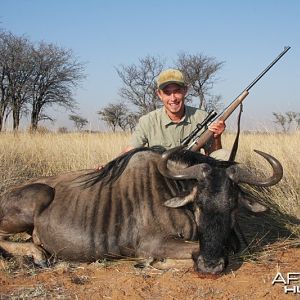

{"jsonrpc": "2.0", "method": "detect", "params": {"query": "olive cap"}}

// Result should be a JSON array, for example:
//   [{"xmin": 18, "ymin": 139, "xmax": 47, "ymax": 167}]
[{"xmin": 157, "ymin": 69, "xmax": 186, "ymax": 89}]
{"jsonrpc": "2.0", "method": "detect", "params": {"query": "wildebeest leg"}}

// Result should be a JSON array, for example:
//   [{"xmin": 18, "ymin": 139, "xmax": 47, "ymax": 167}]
[
  {"xmin": 137, "ymin": 239, "xmax": 199, "ymax": 270},
  {"xmin": 0, "ymin": 183, "xmax": 55, "ymax": 266},
  {"xmin": 0, "ymin": 234, "xmax": 47, "ymax": 267},
  {"xmin": 139, "ymin": 238, "xmax": 199, "ymax": 258}
]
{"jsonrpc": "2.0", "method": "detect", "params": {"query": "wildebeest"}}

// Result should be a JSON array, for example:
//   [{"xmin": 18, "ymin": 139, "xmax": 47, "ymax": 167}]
[{"xmin": 0, "ymin": 146, "xmax": 283, "ymax": 274}]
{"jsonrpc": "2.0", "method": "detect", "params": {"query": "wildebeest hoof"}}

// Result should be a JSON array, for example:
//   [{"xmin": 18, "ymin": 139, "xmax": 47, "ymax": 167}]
[{"xmin": 34, "ymin": 259, "xmax": 50, "ymax": 268}]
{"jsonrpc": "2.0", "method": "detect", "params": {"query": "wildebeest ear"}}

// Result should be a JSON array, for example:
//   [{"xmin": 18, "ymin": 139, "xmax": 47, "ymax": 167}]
[
  {"xmin": 238, "ymin": 195, "xmax": 267, "ymax": 213},
  {"xmin": 164, "ymin": 186, "xmax": 198, "ymax": 208}
]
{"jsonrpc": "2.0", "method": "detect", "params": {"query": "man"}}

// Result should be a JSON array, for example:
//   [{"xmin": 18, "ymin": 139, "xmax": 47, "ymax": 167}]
[{"xmin": 123, "ymin": 69, "xmax": 227, "ymax": 159}]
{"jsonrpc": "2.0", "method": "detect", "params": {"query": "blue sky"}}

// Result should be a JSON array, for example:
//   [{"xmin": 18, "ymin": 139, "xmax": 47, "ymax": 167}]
[{"xmin": 0, "ymin": 0, "xmax": 299, "ymax": 131}]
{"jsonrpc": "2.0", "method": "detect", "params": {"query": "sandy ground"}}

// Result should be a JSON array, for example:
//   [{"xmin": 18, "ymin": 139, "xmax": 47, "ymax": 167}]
[{"xmin": 1, "ymin": 246, "xmax": 300, "ymax": 299}]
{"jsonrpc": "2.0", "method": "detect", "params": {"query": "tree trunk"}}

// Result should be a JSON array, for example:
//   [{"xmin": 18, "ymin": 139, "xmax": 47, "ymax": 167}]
[
  {"xmin": 12, "ymin": 107, "xmax": 20, "ymax": 131},
  {"xmin": 0, "ymin": 115, "xmax": 3, "ymax": 132},
  {"xmin": 0, "ymin": 100, "xmax": 8, "ymax": 132},
  {"xmin": 30, "ymin": 107, "xmax": 40, "ymax": 131}
]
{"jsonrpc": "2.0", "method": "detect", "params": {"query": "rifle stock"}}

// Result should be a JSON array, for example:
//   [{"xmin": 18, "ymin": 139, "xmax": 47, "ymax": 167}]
[
  {"xmin": 189, "ymin": 90, "xmax": 249, "ymax": 151},
  {"xmin": 188, "ymin": 47, "xmax": 290, "ymax": 152}
]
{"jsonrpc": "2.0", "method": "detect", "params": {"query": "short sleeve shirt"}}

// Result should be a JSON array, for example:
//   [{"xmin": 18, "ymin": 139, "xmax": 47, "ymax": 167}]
[{"xmin": 130, "ymin": 105, "xmax": 209, "ymax": 150}]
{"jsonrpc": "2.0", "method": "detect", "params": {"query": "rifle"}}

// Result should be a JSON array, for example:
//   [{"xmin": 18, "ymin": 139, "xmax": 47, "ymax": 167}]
[
  {"xmin": 186, "ymin": 46, "xmax": 291, "ymax": 152},
  {"xmin": 180, "ymin": 110, "xmax": 217, "ymax": 146}
]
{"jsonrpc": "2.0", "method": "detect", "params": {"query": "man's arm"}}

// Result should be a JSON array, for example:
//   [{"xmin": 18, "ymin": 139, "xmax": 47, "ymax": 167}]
[
  {"xmin": 205, "ymin": 120, "xmax": 226, "ymax": 155},
  {"xmin": 130, "ymin": 116, "xmax": 148, "ymax": 148}
]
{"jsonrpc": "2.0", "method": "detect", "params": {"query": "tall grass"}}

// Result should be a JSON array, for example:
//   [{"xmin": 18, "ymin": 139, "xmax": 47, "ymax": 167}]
[
  {"xmin": 0, "ymin": 131, "xmax": 299, "ymax": 239},
  {"xmin": 225, "ymin": 132, "xmax": 300, "ymax": 217},
  {"xmin": 0, "ymin": 131, "xmax": 130, "ymax": 193}
]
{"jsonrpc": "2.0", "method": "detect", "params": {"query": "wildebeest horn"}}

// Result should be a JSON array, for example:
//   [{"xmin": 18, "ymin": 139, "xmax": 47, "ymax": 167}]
[
  {"xmin": 157, "ymin": 146, "xmax": 211, "ymax": 180},
  {"xmin": 226, "ymin": 149, "xmax": 283, "ymax": 186}
]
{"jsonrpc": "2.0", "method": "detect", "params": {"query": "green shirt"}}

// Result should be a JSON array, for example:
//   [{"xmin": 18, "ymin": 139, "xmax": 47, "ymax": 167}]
[{"xmin": 131, "ymin": 105, "xmax": 209, "ymax": 150}]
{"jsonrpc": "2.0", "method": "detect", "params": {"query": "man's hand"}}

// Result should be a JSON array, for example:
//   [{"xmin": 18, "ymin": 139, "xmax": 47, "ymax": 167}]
[
  {"xmin": 95, "ymin": 164, "xmax": 104, "ymax": 171},
  {"xmin": 208, "ymin": 120, "xmax": 226, "ymax": 138}
]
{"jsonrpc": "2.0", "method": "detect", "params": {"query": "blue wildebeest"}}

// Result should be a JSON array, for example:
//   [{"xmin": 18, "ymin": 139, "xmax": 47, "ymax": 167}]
[{"xmin": 0, "ymin": 146, "xmax": 283, "ymax": 274}]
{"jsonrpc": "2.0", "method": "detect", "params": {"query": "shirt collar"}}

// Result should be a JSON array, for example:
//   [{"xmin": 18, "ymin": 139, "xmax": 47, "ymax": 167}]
[{"xmin": 162, "ymin": 105, "xmax": 191, "ymax": 127}]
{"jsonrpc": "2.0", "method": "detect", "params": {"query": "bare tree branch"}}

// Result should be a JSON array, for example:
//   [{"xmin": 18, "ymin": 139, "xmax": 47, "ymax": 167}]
[
  {"xmin": 273, "ymin": 111, "xmax": 300, "ymax": 132},
  {"xmin": 29, "ymin": 42, "xmax": 86, "ymax": 130},
  {"xmin": 175, "ymin": 52, "xmax": 224, "ymax": 110},
  {"xmin": 116, "ymin": 55, "xmax": 165, "ymax": 114}
]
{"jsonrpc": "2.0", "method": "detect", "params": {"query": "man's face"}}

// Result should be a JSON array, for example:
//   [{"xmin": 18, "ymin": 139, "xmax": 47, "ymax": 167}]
[{"xmin": 157, "ymin": 83, "xmax": 187, "ymax": 118}]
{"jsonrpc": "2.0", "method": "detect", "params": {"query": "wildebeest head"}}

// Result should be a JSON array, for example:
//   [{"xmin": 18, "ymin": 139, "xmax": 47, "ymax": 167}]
[{"xmin": 158, "ymin": 146, "xmax": 283, "ymax": 274}]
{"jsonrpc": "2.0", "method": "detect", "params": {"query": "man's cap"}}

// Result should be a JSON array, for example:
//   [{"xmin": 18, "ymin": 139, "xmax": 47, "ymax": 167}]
[{"xmin": 157, "ymin": 69, "xmax": 186, "ymax": 90}]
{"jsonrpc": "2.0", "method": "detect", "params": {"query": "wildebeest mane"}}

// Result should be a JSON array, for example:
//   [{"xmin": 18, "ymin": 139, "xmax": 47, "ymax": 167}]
[
  {"xmin": 77, "ymin": 146, "xmax": 235, "ymax": 188},
  {"xmin": 77, "ymin": 146, "xmax": 165, "ymax": 188}
]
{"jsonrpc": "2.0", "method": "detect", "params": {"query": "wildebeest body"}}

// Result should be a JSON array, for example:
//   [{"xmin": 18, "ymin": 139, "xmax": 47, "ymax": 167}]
[
  {"xmin": 0, "ymin": 146, "xmax": 283, "ymax": 274},
  {"xmin": 10, "ymin": 151, "xmax": 197, "ymax": 261}
]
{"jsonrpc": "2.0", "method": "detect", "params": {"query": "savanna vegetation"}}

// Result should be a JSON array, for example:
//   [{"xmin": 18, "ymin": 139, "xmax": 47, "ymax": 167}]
[{"xmin": 0, "ymin": 130, "xmax": 299, "ymax": 299}]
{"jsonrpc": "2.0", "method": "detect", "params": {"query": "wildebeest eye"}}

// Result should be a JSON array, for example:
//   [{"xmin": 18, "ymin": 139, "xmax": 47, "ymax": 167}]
[
  {"xmin": 201, "ymin": 164, "xmax": 212, "ymax": 178},
  {"xmin": 226, "ymin": 167, "xmax": 237, "ymax": 181}
]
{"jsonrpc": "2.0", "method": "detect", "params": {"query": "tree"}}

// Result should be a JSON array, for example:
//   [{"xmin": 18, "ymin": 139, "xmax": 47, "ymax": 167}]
[
  {"xmin": 0, "ymin": 32, "xmax": 10, "ymax": 131},
  {"xmin": 205, "ymin": 95, "xmax": 223, "ymax": 114},
  {"xmin": 286, "ymin": 111, "xmax": 298, "ymax": 127},
  {"xmin": 29, "ymin": 42, "xmax": 85, "ymax": 130},
  {"xmin": 123, "ymin": 112, "xmax": 140, "ymax": 133},
  {"xmin": 116, "ymin": 55, "xmax": 165, "ymax": 114},
  {"xmin": 273, "ymin": 112, "xmax": 287, "ymax": 132},
  {"xmin": 175, "ymin": 52, "xmax": 224, "ymax": 111},
  {"xmin": 273, "ymin": 111, "xmax": 300, "ymax": 132},
  {"xmin": 0, "ymin": 30, "xmax": 86, "ymax": 132},
  {"xmin": 98, "ymin": 102, "xmax": 129, "ymax": 132},
  {"xmin": 6, "ymin": 34, "xmax": 34, "ymax": 130},
  {"xmin": 296, "ymin": 114, "xmax": 300, "ymax": 130},
  {"xmin": 69, "ymin": 114, "xmax": 88, "ymax": 131},
  {"xmin": 0, "ymin": 32, "xmax": 33, "ymax": 131}
]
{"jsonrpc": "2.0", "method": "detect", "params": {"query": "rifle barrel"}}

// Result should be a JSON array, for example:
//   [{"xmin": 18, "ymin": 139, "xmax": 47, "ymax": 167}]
[
  {"xmin": 215, "ymin": 46, "xmax": 291, "ymax": 122},
  {"xmin": 189, "ymin": 46, "xmax": 291, "ymax": 152},
  {"xmin": 246, "ymin": 46, "xmax": 291, "ymax": 91}
]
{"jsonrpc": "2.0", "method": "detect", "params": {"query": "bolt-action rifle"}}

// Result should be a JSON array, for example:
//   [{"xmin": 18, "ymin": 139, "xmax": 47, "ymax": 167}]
[{"xmin": 184, "ymin": 46, "xmax": 291, "ymax": 152}]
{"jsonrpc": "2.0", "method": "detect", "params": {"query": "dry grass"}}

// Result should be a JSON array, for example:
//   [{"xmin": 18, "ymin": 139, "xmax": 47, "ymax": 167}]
[
  {"xmin": 0, "ymin": 130, "xmax": 299, "ymax": 264},
  {"xmin": 224, "ymin": 132, "xmax": 300, "ymax": 231},
  {"xmin": 0, "ymin": 131, "xmax": 130, "ymax": 193},
  {"xmin": 222, "ymin": 131, "xmax": 300, "ymax": 261},
  {"xmin": 0, "ymin": 281, "xmax": 75, "ymax": 299}
]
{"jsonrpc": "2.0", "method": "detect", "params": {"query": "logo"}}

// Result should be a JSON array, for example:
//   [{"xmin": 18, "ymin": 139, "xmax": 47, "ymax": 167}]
[{"xmin": 272, "ymin": 272, "xmax": 300, "ymax": 294}]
